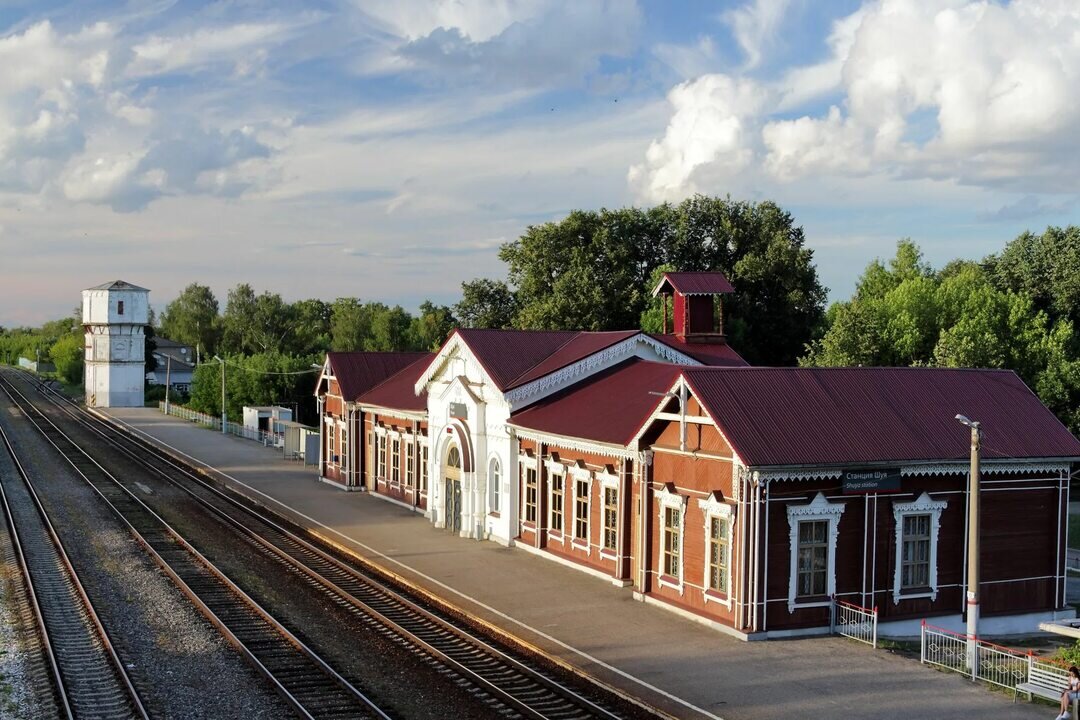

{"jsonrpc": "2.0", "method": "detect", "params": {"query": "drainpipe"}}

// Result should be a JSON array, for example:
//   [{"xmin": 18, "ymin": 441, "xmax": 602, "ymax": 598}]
[
  {"xmin": 316, "ymin": 395, "xmax": 325, "ymax": 480},
  {"xmin": 412, "ymin": 419, "xmax": 419, "ymax": 510},
  {"xmin": 752, "ymin": 473, "xmax": 762, "ymax": 633},
  {"xmin": 762, "ymin": 477, "xmax": 770, "ymax": 633}
]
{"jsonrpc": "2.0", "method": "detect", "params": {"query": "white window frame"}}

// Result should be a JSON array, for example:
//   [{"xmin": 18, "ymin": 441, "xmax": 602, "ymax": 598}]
[
  {"xmin": 488, "ymin": 457, "xmax": 501, "ymax": 515},
  {"xmin": 786, "ymin": 492, "xmax": 845, "ymax": 612},
  {"xmin": 656, "ymin": 485, "xmax": 687, "ymax": 594},
  {"xmin": 521, "ymin": 460, "xmax": 538, "ymax": 525},
  {"xmin": 546, "ymin": 461, "xmax": 565, "ymax": 540},
  {"xmin": 327, "ymin": 421, "xmax": 337, "ymax": 465},
  {"xmin": 598, "ymin": 470, "xmax": 620, "ymax": 557},
  {"xmin": 405, "ymin": 440, "xmax": 415, "ymax": 487},
  {"xmin": 698, "ymin": 494, "xmax": 734, "ymax": 607},
  {"xmin": 419, "ymin": 438, "xmax": 429, "ymax": 493},
  {"xmin": 571, "ymin": 466, "xmax": 592, "ymax": 553},
  {"xmin": 375, "ymin": 427, "xmax": 387, "ymax": 479},
  {"xmin": 891, "ymin": 492, "xmax": 947, "ymax": 604},
  {"xmin": 339, "ymin": 422, "xmax": 348, "ymax": 466},
  {"xmin": 390, "ymin": 435, "xmax": 401, "ymax": 486}
]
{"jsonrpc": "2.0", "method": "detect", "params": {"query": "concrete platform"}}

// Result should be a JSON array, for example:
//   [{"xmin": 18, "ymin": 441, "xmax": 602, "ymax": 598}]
[{"xmin": 103, "ymin": 407, "xmax": 1052, "ymax": 720}]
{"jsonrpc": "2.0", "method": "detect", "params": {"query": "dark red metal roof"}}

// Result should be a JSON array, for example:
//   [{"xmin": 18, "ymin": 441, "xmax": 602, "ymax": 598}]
[
  {"xmin": 508, "ymin": 359, "xmax": 682, "ymax": 446},
  {"xmin": 326, "ymin": 351, "xmax": 432, "ymax": 401},
  {"xmin": 682, "ymin": 367, "xmax": 1080, "ymax": 467},
  {"xmin": 653, "ymin": 271, "xmax": 734, "ymax": 296},
  {"xmin": 649, "ymin": 334, "xmax": 748, "ymax": 366},
  {"xmin": 357, "ymin": 354, "xmax": 435, "ymax": 412},
  {"xmin": 506, "ymin": 330, "xmax": 641, "ymax": 389},
  {"xmin": 454, "ymin": 328, "xmax": 580, "ymax": 390}
]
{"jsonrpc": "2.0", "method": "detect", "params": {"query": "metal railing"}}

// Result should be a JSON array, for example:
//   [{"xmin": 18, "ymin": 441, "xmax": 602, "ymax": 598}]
[
  {"xmin": 831, "ymin": 596, "xmax": 878, "ymax": 647},
  {"xmin": 920, "ymin": 621, "xmax": 1029, "ymax": 692},
  {"xmin": 158, "ymin": 402, "xmax": 283, "ymax": 447}
]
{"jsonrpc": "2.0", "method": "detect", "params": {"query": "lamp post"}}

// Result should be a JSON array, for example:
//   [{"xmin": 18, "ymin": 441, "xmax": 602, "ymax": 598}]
[
  {"xmin": 956, "ymin": 413, "xmax": 981, "ymax": 673},
  {"xmin": 213, "ymin": 355, "xmax": 226, "ymax": 435}
]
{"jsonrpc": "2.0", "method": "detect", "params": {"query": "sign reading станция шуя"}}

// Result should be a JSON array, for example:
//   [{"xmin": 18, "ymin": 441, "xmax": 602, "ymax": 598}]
[{"xmin": 842, "ymin": 468, "xmax": 901, "ymax": 494}]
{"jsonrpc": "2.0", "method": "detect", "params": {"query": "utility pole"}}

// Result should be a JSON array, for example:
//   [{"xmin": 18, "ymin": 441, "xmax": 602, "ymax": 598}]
[
  {"xmin": 956, "ymin": 414, "xmax": 981, "ymax": 673},
  {"xmin": 214, "ymin": 355, "xmax": 226, "ymax": 434},
  {"xmin": 164, "ymin": 355, "xmax": 172, "ymax": 414}
]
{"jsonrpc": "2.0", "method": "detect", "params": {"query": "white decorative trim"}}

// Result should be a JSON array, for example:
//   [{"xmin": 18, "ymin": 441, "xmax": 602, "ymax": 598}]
[
  {"xmin": 503, "ymin": 334, "xmax": 699, "ymax": 404},
  {"xmin": 759, "ymin": 468, "xmax": 843, "ymax": 483},
  {"xmin": 786, "ymin": 493, "xmax": 845, "ymax": 613},
  {"xmin": 697, "ymin": 492, "xmax": 734, "ymax": 519},
  {"xmin": 570, "ymin": 464, "xmax": 592, "ymax": 482},
  {"xmin": 508, "ymin": 427, "xmax": 635, "ymax": 460},
  {"xmin": 597, "ymin": 468, "xmax": 620, "ymax": 490},
  {"xmin": 699, "ymin": 494, "xmax": 734, "ymax": 607},
  {"xmin": 902, "ymin": 461, "xmax": 1072, "ymax": 477},
  {"xmin": 656, "ymin": 485, "xmax": 687, "ymax": 594},
  {"xmin": 891, "ymin": 492, "xmax": 947, "ymax": 605},
  {"xmin": 545, "ymin": 458, "xmax": 566, "ymax": 476},
  {"xmin": 359, "ymin": 405, "xmax": 426, "ymax": 422}
]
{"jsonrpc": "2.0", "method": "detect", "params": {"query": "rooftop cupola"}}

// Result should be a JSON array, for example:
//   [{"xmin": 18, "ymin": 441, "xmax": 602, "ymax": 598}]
[{"xmin": 651, "ymin": 271, "xmax": 734, "ymax": 344}]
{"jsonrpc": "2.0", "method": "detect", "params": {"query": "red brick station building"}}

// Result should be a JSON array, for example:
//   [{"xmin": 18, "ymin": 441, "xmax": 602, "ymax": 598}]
[{"xmin": 314, "ymin": 272, "xmax": 1080, "ymax": 640}]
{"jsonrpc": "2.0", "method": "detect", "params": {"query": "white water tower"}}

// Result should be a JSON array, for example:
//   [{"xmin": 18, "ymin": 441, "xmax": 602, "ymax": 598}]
[{"xmin": 82, "ymin": 280, "xmax": 149, "ymax": 407}]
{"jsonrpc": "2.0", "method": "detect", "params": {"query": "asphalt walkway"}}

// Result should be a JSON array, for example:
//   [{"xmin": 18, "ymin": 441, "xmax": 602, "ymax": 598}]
[{"xmin": 103, "ymin": 407, "xmax": 1053, "ymax": 720}]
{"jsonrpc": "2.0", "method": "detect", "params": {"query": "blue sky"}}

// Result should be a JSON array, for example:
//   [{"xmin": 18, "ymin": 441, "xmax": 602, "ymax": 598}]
[{"xmin": 0, "ymin": 0, "xmax": 1078, "ymax": 326}]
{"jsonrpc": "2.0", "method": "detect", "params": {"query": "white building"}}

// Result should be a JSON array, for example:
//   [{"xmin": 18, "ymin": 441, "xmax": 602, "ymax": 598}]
[{"xmin": 83, "ymin": 280, "xmax": 149, "ymax": 408}]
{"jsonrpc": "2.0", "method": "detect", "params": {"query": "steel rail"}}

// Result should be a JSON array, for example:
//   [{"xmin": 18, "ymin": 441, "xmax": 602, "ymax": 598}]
[
  {"xmin": 0, "ymin": 423, "xmax": 148, "ymax": 720},
  {"xmin": 27, "ymin": 374, "xmax": 635, "ymax": 720},
  {"xmin": 0, "ymin": 373, "xmax": 391, "ymax": 720}
]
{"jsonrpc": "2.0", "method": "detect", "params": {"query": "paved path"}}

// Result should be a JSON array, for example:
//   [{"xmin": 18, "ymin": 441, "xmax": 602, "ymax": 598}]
[{"xmin": 103, "ymin": 407, "xmax": 1054, "ymax": 720}]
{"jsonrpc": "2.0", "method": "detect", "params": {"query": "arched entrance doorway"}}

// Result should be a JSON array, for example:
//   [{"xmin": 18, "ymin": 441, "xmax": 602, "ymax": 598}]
[{"xmin": 443, "ymin": 444, "xmax": 462, "ymax": 534}]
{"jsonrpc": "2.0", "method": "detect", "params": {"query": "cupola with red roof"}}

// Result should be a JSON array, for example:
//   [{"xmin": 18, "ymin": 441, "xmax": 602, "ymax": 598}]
[{"xmin": 651, "ymin": 271, "xmax": 734, "ymax": 344}]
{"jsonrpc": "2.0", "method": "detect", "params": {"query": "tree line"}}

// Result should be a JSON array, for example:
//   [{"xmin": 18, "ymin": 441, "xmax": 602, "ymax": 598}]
[{"xmin": 2, "ymin": 195, "xmax": 1076, "ymax": 434}]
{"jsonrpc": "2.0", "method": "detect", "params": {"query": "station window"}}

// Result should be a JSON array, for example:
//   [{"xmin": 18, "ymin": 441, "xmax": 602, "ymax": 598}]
[
  {"xmin": 117, "ymin": 300, "xmax": 124, "ymax": 315},
  {"xmin": 797, "ymin": 520, "xmax": 828, "ymax": 597},
  {"xmin": 550, "ymin": 473, "xmax": 564, "ymax": 533},
  {"xmin": 406, "ymin": 443, "xmax": 415, "ymax": 487},
  {"xmin": 391, "ymin": 437, "xmax": 400, "ymax": 484},
  {"xmin": 488, "ymin": 458, "xmax": 501, "ymax": 513},
  {"xmin": 602, "ymin": 487, "xmax": 618, "ymax": 551},
  {"xmin": 891, "ymin": 493, "xmax": 946, "ymax": 603},
  {"xmin": 707, "ymin": 516, "xmax": 730, "ymax": 594},
  {"xmin": 327, "ymin": 423, "xmax": 336, "ymax": 463},
  {"xmin": 340, "ymin": 426, "xmax": 348, "ymax": 466},
  {"xmin": 574, "ymin": 478, "xmax": 589, "ymax": 541},
  {"xmin": 377, "ymin": 433, "xmax": 387, "ymax": 478},
  {"xmin": 523, "ymin": 467, "xmax": 537, "ymax": 524},
  {"xmin": 662, "ymin": 506, "xmax": 681, "ymax": 577}
]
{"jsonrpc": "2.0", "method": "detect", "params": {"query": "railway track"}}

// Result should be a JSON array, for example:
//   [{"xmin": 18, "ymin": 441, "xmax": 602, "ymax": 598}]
[
  {"xmin": 11, "ymin": 369, "xmax": 643, "ymax": 720},
  {"xmin": 0, "ymin": 372, "xmax": 390, "ymax": 720},
  {"xmin": 0, "ymin": 422, "xmax": 147, "ymax": 719}
]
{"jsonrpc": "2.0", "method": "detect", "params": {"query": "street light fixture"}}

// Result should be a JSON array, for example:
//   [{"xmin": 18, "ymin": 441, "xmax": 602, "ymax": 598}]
[
  {"xmin": 213, "ymin": 355, "xmax": 226, "ymax": 435},
  {"xmin": 956, "ymin": 413, "xmax": 981, "ymax": 672}
]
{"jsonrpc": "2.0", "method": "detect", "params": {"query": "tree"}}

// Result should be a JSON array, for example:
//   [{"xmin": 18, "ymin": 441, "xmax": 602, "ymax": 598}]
[
  {"xmin": 367, "ymin": 305, "xmax": 413, "ymax": 351},
  {"xmin": 289, "ymin": 299, "xmax": 331, "ymax": 356},
  {"xmin": 159, "ymin": 283, "xmax": 220, "ymax": 359},
  {"xmin": 50, "ymin": 334, "xmax": 84, "ymax": 385},
  {"xmin": 411, "ymin": 301, "xmax": 456, "ymax": 351},
  {"xmin": 330, "ymin": 298, "xmax": 374, "ymax": 351},
  {"xmin": 455, "ymin": 279, "xmax": 518, "ymax": 329},
  {"xmin": 188, "ymin": 352, "xmax": 320, "ymax": 424},
  {"xmin": 988, "ymin": 225, "xmax": 1080, "ymax": 328},
  {"xmin": 220, "ymin": 284, "xmax": 297, "ymax": 355},
  {"xmin": 497, "ymin": 196, "xmax": 826, "ymax": 365}
]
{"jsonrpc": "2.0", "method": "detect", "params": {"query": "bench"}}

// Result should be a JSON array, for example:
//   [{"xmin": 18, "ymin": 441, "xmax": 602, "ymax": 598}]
[{"xmin": 1018, "ymin": 658, "xmax": 1078, "ymax": 714}]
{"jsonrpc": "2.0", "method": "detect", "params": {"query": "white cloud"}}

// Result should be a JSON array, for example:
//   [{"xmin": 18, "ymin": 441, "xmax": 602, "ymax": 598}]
[
  {"xmin": 355, "ymin": 0, "xmax": 641, "ymax": 88},
  {"xmin": 628, "ymin": 74, "xmax": 767, "ymax": 201},
  {"xmin": 633, "ymin": 0, "xmax": 1080, "ymax": 202},
  {"xmin": 128, "ymin": 22, "xmax": 291, "ymax": 77},
  {"xmin": 653, "ymin": 36, "xmax": 719, "ymax": 80},
  {"xmin": 722, "ymin": 0, "xmax": 792, "ymax": 69}
]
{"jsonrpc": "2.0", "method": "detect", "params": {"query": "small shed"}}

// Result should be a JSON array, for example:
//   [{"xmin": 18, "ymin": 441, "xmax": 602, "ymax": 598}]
[
  {"xmin": 242, "ymin": 405, "xmax": 293, "ymax": 433},
  {"xmin": 278, "ymin": 420, "xmax": 318, "ymax": 465}
]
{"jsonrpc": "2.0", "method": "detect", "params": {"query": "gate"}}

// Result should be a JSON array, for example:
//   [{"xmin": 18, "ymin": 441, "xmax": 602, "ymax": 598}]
[{"xmin": 831, "ymin": 596, "xmax": 878, "ymax": 648}]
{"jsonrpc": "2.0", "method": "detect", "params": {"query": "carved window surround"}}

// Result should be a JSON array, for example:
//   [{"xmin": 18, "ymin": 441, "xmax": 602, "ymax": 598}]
[
  {"xmin": 786, "ymin": 493, "xmax": 846, "ymax": 613},
  {"xmin": 891, "ymin": 492, "xmax": 947, "ymax": 604}
]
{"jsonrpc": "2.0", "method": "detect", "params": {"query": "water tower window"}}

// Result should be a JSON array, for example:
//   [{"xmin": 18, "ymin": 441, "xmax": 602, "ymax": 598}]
[{"xmin": 117, "ymin": 300, "xmax": 125, "ymax": 315}]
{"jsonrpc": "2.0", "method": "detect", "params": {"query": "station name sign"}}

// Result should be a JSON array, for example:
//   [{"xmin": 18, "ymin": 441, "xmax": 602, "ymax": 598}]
[
  {"xmin": 449, "ymin": 402, "xmax": 468, "ymax": 420},
  {"xmin": 842, "ymin": 468, "xmax": 901, "ymax": 494}
]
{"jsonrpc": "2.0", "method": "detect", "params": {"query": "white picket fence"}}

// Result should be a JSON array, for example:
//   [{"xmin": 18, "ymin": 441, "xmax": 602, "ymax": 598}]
[
  {"xmin": 920, "ymin": 621, "xmax": 1032, "ymax": 693},
  {"xmin": 832, "ymin": 597, "xmax": 878, "ymax": 648},
  {"xmin": 159, "ymin": 402, "xmax": 282, "ymax": 446}
]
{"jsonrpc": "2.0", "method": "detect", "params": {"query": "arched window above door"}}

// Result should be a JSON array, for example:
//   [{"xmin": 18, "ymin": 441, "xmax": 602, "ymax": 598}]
[{"xmin": 446, "ymin": 446, "xmax": 461, "ymax": 469}]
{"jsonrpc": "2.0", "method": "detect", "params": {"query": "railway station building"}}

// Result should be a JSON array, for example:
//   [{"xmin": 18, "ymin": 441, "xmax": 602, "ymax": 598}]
[{"xmin": 315, "ymin": 271, "xmax": 1080, "ymax": 639}]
